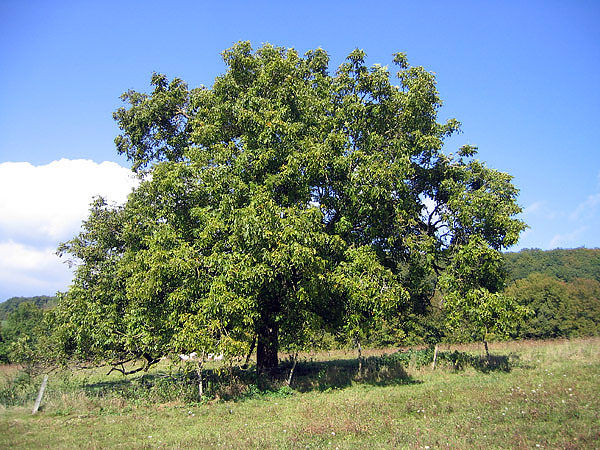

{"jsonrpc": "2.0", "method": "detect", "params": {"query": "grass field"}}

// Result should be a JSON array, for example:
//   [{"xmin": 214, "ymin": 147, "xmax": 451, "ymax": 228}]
[{"xmin": 0, "ymin": 338, "xmax": 598, "ymax": 449}]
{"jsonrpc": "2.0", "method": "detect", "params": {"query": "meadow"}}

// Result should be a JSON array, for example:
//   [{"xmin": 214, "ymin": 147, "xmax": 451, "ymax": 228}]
[{"xmin": 0, "ymin": 338, "xmax": 598, "ymax": 449}]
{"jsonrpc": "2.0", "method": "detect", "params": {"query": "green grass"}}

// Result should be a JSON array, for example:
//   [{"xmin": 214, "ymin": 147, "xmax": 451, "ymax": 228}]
[{"xmin": 0, "ymin": 338, "xmax": 598, "ymax": 449}]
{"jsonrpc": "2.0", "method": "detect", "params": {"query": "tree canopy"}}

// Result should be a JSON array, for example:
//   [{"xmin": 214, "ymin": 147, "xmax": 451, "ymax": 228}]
[{"xmin": 56, "ymin": 42, "xmax": 525, "ymax": 373}]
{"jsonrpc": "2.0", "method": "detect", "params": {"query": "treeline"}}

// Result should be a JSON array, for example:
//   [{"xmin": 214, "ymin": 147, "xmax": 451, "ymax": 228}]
[
  {"xmin": 365, "ymin": 248, "xmax": 600, "ymax": 346},
  {"xmin": 0, "ymin": 296, "xmax": 57, "ymax": 321},
  {"xmin": 0, "ymin": 296, "xmax": 57, "ymax": 363},
  {"xmin": 0, "ymin": 302, "xmax": 47, "ymax": 364},
  {"xmin": 502, "ymin": 248, "xmax": 600, "ymax": 339},
  {"xmin": 504, "ymin": 247, "xmax": 600, "ymax": 283}
]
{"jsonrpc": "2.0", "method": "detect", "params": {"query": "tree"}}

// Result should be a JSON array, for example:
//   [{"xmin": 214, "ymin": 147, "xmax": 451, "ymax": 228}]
[
  {"xmin": 57, "ymin": 42, "xmax": 525, "ymax": 374},
  {"xmin": 440, "ymin": 237, "xmax": 529, "ymax": 357}
]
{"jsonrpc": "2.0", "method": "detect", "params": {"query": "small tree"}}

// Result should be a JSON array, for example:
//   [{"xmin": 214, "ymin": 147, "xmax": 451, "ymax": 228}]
[
  {"xmin": 332, "ymin": 246, "xmax": 408, "ymax": 376},
  {"xmin": 440, "ymin": 237, "xmax": 529, "ymax": 358}
]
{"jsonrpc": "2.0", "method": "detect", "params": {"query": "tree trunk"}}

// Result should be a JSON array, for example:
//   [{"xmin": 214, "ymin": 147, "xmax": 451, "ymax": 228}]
[
  {"xmin": 484, "ymin": 341, "xmax": 490, "ymax": 362},
  {"xmin": 257, "ymin": 320, "xmax": 279, "ymax": 375}
]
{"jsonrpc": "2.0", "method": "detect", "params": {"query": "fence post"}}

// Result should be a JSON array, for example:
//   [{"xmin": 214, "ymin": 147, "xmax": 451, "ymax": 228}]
[
  {"xmin": 432, "ymin": 344, "xmax": 439, "ymax": 370},
  {"xmin": 32, "ymin": 375, "xmax": 48, "ymax": 415}
]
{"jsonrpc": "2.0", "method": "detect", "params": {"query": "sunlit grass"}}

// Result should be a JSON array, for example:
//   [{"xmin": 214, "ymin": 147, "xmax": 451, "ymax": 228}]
[{"xmin": 1, "ymin": 338, "xmax": 598, "ymax": 449}]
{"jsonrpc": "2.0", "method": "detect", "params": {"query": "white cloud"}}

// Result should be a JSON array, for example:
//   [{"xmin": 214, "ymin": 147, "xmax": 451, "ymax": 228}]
[
  {"xmin": 549, "ymin": 227, "xmax": 588, "ymax": 249},
  {"xmin": 0, "ymin": 240, "xmax": 72, "ymax": 296},
  {"xmin": 0, "ymin": 159, "xmax": 138, "ymax": 299},
  {"xmin": 523, "ymin": 201, "xmax": 544, "ymax": 215},
  {"xmin": 569, "ymin": 193, "xmax": 600, "ymax": 221},
  {"xmin": 0, "ymin": 159, "xmax": 137, "ymax": 243}
]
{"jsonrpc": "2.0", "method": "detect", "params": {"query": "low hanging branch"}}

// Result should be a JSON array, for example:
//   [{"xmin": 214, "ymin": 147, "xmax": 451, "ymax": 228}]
[
  {"xmin": 107, "ymin": 354, "xmax": 160, "ymax": 376},
  {"xmin": 108, "ymin": 364, "xmax": 147, "ymax": 376}
]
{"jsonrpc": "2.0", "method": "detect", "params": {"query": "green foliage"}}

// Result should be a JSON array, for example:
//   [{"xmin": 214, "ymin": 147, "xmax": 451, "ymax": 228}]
[
  {"xmin": 0, "ymin": 295, "xmax": 56, "ymax": 321},
  {"xmin": 55, "ymin": 42, "xmax": 525, "ymax": 372},
  {"xmin": 505, "ymin": 273, "xmax": 600, "ymax": 339},
  {"xmin": 0, "ymin": 302, "xmax": 48, "ymax": 365},
  {"xmin": 0, "ymin": 371, "xmax": 37, "ymax": 407},
  {"xmin": 503, "ymin": 247, "xmax": 600, "ymax": 283},
  {"xmin": 440, "ymin": 237, "xmax": 529, "ymax": 345},
  {"xmin": 499, "ymin": 248, "xmax": 600, "ymax": 340}
]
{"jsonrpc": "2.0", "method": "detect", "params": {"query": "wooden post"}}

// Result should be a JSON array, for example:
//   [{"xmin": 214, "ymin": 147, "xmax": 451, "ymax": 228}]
[
  {"xmin": 432, "ymin": 344, "xmax": 439, "ymax": 370},
  {"xmin": 286, "ymin": 352, "xmax": 298, "ymax": 387},
  {"xmin": 196, "ymin": 360, "xmax": 204, "ymax": 401},
  {"xmin": 357, "ymin": 340, "xmax": 363, "ymax": 378},
  {"xmin": 32, "ymin": 375, "xmax": 48, "ymax": 415}
]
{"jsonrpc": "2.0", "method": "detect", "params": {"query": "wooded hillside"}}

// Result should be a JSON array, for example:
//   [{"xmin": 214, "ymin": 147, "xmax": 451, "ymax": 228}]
[
  {"xmin": 502, "ymin": 248, "xmax": 600, "ymax": 339},
  {"xmin": 0, "ymin": 296, "xmax": 57, "ymax": 321},
  {"xmin": 503, "ymin": 248, "xmax": 600, "ymax": 283}
]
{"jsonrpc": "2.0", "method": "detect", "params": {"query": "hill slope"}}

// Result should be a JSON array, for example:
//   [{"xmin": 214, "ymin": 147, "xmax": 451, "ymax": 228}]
[
  {"xmin": 503, "ymin": 247, "xmax": 600, "ymax": 283},
  {"xmin": 0, "ymin": 295, "xmax": 57, "ymax": 321}
]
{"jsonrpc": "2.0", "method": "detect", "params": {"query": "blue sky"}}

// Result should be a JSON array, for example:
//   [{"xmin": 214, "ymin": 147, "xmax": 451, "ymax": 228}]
[{"xmin": 1, "ymin": 0, "xmax": 599, "ymax": 300}]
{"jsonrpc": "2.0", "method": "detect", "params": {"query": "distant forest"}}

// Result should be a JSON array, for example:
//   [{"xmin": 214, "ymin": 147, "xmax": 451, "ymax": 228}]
[
  {"xmin": 504, "ymin": 247, "xmax": 600, "ymax": 283},
  {"xmin": 0, "ymin": 295, "xmax": 57, "ymax": 321},
  {"xmin": 502, "ymin": 247, "xmax": 600, "ymax": 340},
  {"xmin": 0, "ymin": 248, "xmax": 598, "ymax": 362}
]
